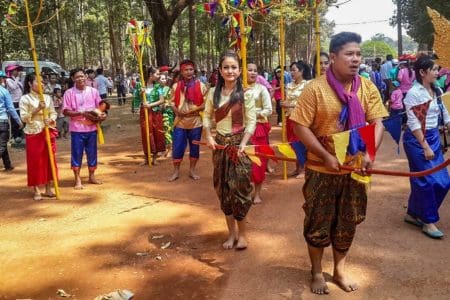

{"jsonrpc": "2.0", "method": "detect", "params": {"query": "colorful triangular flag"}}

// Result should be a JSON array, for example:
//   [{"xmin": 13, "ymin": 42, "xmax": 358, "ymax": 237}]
[
  {"xmin": 332, "ymin": 130, "xmax": 350, "ymax": 164},
  {"xmin": 411, "ymin": 100, "xmax": 431, "ymax": 137},
  {"xmin": 290, "ymin": 141, "xmax": 307, "ymax": 167},
  {"xmin": 277, "ymin": 143, "xmax": 297, "ymax": 159},
  {"xmin": 383, "ymin": 113, "xmax": 402, "ymax": 153},
  {"xmin": 357, "ymin": 123, "xmax": 376, "ymax": 161},
  {"xmin": 245, "ymin": 146, "xmax": 262, "ymax": 166}
]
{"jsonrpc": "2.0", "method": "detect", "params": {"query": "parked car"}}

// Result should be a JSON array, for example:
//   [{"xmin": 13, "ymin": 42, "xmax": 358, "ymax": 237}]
[{"xmin": 1, "ymin": 60, "xmax": 69, "ymax": 77}]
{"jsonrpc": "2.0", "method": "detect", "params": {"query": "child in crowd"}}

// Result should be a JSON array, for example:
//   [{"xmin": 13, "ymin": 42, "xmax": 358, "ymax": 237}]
[
  {"xmin": 389, "ymin": 82, "xmax": 404, "ymax": 121},
  {"xmin": 53, "ymin": 88, "xmax": 68, "ymax": 139}
]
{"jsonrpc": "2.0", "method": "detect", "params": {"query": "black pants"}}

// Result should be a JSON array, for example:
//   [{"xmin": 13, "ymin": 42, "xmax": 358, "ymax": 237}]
[
  {"xmin": 11, "ymin": 103, "xmax": 23, "ymax": 139},
  {"xmin": 117, "ymin": 86, "xmax": 126, "ymax": 105},
  {"xmin": 0, "ymin": 120, "xmax": 12, "ymax": 169},
  {"xmin": 276, "ymin": 100, "xmax": 282, "ymax": 124}
]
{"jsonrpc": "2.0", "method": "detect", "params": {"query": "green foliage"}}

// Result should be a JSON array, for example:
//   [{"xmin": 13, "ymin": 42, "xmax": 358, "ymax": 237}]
[
  {"xmin": 391, "ymin": 0, "xmax": 450, "ymax": 49},
  {"xmin": 361, "ymin": 40, "xmax": 396, "ymax": 59}
]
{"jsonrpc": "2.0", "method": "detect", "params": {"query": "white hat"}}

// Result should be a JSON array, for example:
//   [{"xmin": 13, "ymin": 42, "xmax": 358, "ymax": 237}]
[
  {"xmin": 392, "ymin": 59, "xmax": 399, "ymax": 65},
  {"xmin": 359, "ymin": 64, "xmax": 367, "ymax": 70}
]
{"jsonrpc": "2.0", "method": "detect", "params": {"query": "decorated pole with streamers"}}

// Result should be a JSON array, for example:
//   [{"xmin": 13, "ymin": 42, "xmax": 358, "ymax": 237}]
[
  {"xmin": 279, "ymin": 1, "xmax": 288, "ymax": 180},
  {"xmin": 239, "ymin": 12, "xmax": 248, "ymax": 88},
  {"xmin": 127, "ymin": 19, "xmax": 152, "ymax": 167},
  {"xmin": 6, "ymin": 0, "xmax": 61, "ymax": 199}
]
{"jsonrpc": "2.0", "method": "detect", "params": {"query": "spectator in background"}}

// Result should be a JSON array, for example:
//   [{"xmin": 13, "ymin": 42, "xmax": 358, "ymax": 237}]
[
  {"xmin": 271, "ymin": 67, "xmax": 283, "ymax": 126},
  {"xmin": 44, "ymin": 73, "xmax": 62, "ymax": 95},
  {"xmin": 107, "ymin": 77, "xmax": 114, "ymax": 96},
  {"xmin": 115, "ymin": 70, "xmax": 127, "ymax": 106},
  {"xmin": 5, "ymin": 64, "xmax": 24, "ymax": 142},
  {"xmin": 397, "ymin": 60, "xmax": 416, "ymax": 98},
  {"xmin": 85, "ymin": 69, "xmax": 98, "ymax": 89},
  {"xmin": 312, "ymin": 52, "xmax": 330, "ymax": 78},
  {"xmin": 0, "ymin": 78, "xmax": 23, "ymax": 171},
  {"xmin": 95, "ymin": 68, "xmax": 109, "ymax": 99},
  {"xmin": 380, "ymin": 54, "xmax": 394, "ymax": 100},
  {"xmin": 199, "ymin": 70, "xmax": 208, "ymax": 84}
]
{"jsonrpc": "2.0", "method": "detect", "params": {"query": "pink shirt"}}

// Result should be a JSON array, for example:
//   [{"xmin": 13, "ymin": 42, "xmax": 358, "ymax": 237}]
[
  {"xmin": 86, "ymin": 78, "xmax": 99, "ymax": 89},
  {"xmin": 397, "ymin": 68, "xmax": 415, "ymax": 94},
  {"xmin": 256, "ymin": 75, "xmax": 272, "ymax": 92},
  {"xmin": 390, "ymin": 89, "xmax": 404, "ymax": 110},
  {"xmin": 63, "ymin": 86, "xmax": 101, "ymax": 132},
  {"xmin": 271, "ymin": 78, "xmax": 281, "ymax": 100}
]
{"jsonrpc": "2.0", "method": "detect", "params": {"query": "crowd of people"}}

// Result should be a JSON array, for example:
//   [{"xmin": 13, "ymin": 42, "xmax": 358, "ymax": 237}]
[{"xmin": 1, "ymin": 30, "xmax": 449, "ymax": 295}]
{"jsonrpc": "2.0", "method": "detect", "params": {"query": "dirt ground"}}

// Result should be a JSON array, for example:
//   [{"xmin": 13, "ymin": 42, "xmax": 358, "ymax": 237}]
[{"xmin": 1, "ymin": 103, "xmax": 449, "ymax": 300}]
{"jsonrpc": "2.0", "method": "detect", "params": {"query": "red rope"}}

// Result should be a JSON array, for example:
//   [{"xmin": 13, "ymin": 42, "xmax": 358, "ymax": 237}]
[{"xmin": 193, "ymin": 140, "xmax": 450, "ymax": 178}]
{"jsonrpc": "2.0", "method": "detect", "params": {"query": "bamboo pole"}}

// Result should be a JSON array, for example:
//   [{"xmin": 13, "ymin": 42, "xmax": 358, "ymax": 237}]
[
  {"xmin": 314, "ymin": 1, "xmax": 321, "ymax": 77},
  {"xmin": 24, "ymin": 0, "xmax": 60, "ymax": 199},
  {"xmin": 137, "ymin": 49, "xmax": 152, "ymax": 167},
  {"xmin": 279, "ymin": 2, "xmax": 287, "ymax": 180},
  {"xmin": 239, "ymin": 12, "xmax": 248, "ymax": 88}
]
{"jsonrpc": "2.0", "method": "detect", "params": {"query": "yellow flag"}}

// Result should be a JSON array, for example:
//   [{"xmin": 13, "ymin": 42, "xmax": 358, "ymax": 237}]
[
  {"xmin": 245, "ymin": 146, "xmax": 262, "ymax": 166},
  {"xmin": 277, "ymin": 143, "xmax": 297, "ymax": 159},
  {"xmin": 442, "ymin": 93, "xmax": 450, "ymax": 113},
  {"xmin": 97, "ymin": 124, "xmax": 105, "ymax": 145},
  {"xmin": 332, "ymin": 131, "xmax": 350, "ymax": 164},
  {"xmin": 351, "ymin": 172, "xmax": 371, "ymax": 184},
  {"xmin": 8, "ymin": 3, "xmax": 18, "ymax": 15}
]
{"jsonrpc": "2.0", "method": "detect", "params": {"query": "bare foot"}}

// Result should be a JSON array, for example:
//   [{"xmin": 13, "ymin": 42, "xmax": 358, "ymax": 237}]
[
  {"xmin": 33, "ymin": 193, "xmax": 42, "ymax": 201},
  {"xmin": 168, "ymin": 171, "xmax": 179, "ymax": 182},
  {"xmin": 88, "ymin": 178, "xmax": 103, "ymax": 185},
  {"xmin": 222, "ymin": 235, "xmax": 236, "ymax": 250},
  {"xmin": 139, "ymin": 160, "xmax": 149, "ymax": 166},
  {"xmin": 296, "ymin": 172, "xmax": 305, "ymax": 179},
  {"xmin": 235, "ymin": 236, "xmax": 248, "ymax": 250},
  {"xmin": 253, "ymin": 195, "xmax": 262, "ymax": 204},
  {"xmin": 333, "ymin": 274, "xmax": 358, "ymax": 292},
  {"xmin": 74, "ymin": 183, "xmax": 84, "ymax": 190},
  {"xmin": 189, "ymin": 171, "xmax": 200, "ymax": 180},
  {"xmin": 41, "ymin": 192, "xmax": 56, "ymax": 198},
  {"xmin": 311, "ymin": 272, "xmax": 330, "ymax": 295}
]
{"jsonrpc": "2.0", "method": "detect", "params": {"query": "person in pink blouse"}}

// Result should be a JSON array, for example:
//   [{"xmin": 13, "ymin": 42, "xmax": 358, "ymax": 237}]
[
  {"xmin": 397, "ymin": 61, "xmax": 416, "ymax": 97},
  {"xmin": 389, "ymin": 82, "xmax": 404, "ymax": 119},
  {"xmin": 63, "ymin": 68, "xmax": 105, "ymax": 189}
]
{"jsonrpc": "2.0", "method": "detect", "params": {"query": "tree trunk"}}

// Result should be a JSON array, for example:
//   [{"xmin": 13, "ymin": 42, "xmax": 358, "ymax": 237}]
[
  {"xmin": 107, "ymin": 5, "xmax": 120, "ymax": 72},
  {"xmin": 177, "ymin": 15, "xmax": 184, "ymax": 60},
  {"xmin": 188, "ymin": 3, "xmax": 196, "ymax": 62},
  {"xmin": 154, "ymin": 24, "xmax": 173, "ymax": 66},
  {"xmin": 55, "ymin": 0, "xmax": 65, "ymax": 68},
  {"xmin": 145, "ymin": 0, "xmax": 195, "ymax": 66}
]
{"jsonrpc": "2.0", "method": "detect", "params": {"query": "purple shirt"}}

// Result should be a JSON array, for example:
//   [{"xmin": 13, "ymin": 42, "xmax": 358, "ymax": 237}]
[
  {"xmin": 397, "ymin": 68, "xmax": 415, "ymax": 94},
  {"xmin": 63, "ymin": 86, "xmax": 101, "ymax": 132},
  {"xmin": 390, "ymin": 89, "xmax": 404, "ymax": 110}
]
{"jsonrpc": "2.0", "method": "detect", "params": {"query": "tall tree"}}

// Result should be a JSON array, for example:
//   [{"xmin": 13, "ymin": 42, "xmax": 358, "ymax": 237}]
[
  {"xmin": 391, "ymin": 0, "xmax": 450, "ymax": 50},
  {"xmin": 145, "ymin": 0, "xmax": 194, "ymax": 65}
]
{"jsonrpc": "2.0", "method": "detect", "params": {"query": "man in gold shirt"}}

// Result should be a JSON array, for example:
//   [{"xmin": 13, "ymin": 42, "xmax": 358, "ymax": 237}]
[{"xmin": 290, "ymin": 32, "xmax": 388, "ymax": 295}]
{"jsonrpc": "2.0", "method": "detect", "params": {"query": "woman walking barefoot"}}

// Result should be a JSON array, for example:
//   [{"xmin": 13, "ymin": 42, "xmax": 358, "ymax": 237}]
[
  {"xmin": 203, "ymin": 51, "xmax": 257, "ymax": 250},
  {"xmin": 20, "ymin": 73, "xmax": 58, "ymax": 200}
]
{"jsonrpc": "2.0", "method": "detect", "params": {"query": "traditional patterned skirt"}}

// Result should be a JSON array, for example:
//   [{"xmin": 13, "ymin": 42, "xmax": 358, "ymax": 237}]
[
  {"xmin": 140, "ymin": 107, "xmax": 166, "ymax": 155},
  {"xmin": 213, "ymin": 132, "xmax": 253, "ymax": 221},
  {"xmin": 250, "ymin": 122, "xmax": 271, "ymax": 184},
  {"xmin": 25, "ymin": 130, "xmax": 58, "ymax": 187},
  {"xmin": 403, "ymin": 128, "xmax": 450, "ymax": 223},
  {"xmin": 302, "ymin": 168, "xmax": 367, "ymax": 251},
  {"xmin": 162, "ymin": 107, "xmax": 175, "ymax": 146}
]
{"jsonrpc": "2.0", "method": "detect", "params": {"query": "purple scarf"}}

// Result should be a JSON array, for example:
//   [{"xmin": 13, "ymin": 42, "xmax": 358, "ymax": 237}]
[{"xmin": 326, "ymin": 68, "xmax": 365, "ymax": 130}]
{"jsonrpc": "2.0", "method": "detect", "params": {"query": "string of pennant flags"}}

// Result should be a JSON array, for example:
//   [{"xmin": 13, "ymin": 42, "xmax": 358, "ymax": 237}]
[{"xmin": 243, "ymin": 93, "xmax": 450, "ymax": 167}]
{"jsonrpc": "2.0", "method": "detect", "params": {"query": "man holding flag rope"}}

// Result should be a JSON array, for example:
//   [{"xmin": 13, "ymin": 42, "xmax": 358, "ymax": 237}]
[{"xmin": 291, "ymin": 32, "xmax": 388, "ymax": 295}]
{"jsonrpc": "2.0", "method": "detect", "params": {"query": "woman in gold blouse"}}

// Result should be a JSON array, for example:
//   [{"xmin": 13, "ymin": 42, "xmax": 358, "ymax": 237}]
[
  {"xmin": 281, "ymin": 61, "xmax": 312, "ymax": 178},
  {"xmin": 203, "ymin": 51, "xmax": 257, "ymax": 250},
  {"xmin": 19, "ymin": 73, "xmax": 58, "ymax": 201}
]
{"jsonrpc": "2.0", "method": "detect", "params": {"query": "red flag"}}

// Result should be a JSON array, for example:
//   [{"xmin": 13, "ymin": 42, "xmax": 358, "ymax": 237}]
[
  {"xmin": 357, "ymin": 123, "xmax": 376, "ymax": 161},
  {"xmin": 411, "ymin": 100, "xmax": 431, "ymax": 137},
  {"xmin": 259, "ymin": 145, "xmax": 277, "ymax": 162}
]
